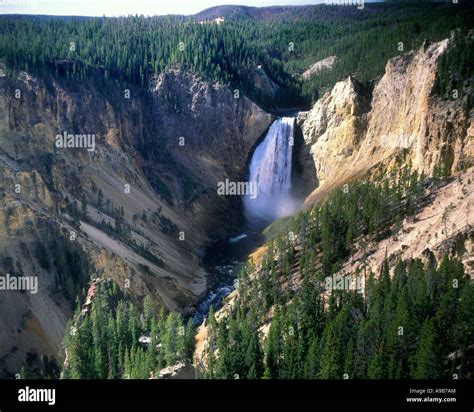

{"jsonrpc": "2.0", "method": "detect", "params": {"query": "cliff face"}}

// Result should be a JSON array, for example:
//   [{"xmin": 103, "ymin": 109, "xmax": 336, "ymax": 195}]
[
  {"xmin": 150, "ymin": 69, "xmax": 273, "ymax": 236},
  {"xmin": 297, "ymin": 75, "xmax": 372, "ymax": 191},
  {"xmin": 300, "ymin": 39, "xmax": 473, "ymax": 205},
  {"xmin": 0, "ymin": 67, "xmax": 272, "ymax": 375}
]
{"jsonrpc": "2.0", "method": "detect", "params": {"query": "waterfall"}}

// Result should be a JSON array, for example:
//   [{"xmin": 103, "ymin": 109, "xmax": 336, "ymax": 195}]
[{"xmin": 244, "ymin": 117, "xmax": 297, "ymax": 222}]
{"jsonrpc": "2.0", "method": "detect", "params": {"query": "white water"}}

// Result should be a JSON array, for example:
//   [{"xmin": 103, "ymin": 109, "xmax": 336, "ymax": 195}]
[
  {"xmin": 228, "ymin": 233, "xmax": 248, "ymax": 243},
  {"xmin": 244, "ymin": 117, "xmax": 297, "ymax": 222},
  {"xmin": 195, "ymin": 118, "xmax": 297, "ymax": 324}
]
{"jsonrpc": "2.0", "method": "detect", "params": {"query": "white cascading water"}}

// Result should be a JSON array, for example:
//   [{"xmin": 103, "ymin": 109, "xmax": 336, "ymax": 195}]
[{"xmin": 244, "ymin": 117, "xmax": 297, "ymax": 222}]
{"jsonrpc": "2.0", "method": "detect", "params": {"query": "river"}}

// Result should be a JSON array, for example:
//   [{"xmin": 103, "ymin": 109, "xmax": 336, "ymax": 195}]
[{"xmin": 192, "ymin": 230, "xmax": 264, "ymax": 325}]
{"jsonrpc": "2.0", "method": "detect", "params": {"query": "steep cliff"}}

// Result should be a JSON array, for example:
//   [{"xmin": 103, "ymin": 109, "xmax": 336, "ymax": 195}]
[
  {"xmin": 0, "ymin": 66, "xmax": 272, "ymax": 375},
  {"xmin": 299, "ymin": 39, "xmax": 473, "ymax": 205}
]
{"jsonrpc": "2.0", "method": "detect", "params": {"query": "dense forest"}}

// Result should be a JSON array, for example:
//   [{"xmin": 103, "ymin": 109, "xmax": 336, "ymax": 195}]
[
  {"xmin": 434, "ymin": 29, "xmax": 474, "ymax": 107},
  {"xmin": 204, "ymin": 254, "xmax": 473, "ymax": 379},
  {"xmin": 0, "ymin": 3, "xmax": 472, "ymax": 108},
  {"xmin": 61, "ymin": 281, "xmax": 195, "ymax": 379},
  {"xmin": 201, "ymin": 168, "xmax": 474, "ymax": 379}
]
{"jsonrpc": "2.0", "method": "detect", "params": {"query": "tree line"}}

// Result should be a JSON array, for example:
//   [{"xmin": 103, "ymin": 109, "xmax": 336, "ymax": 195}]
[{"xmin": 0, "ymin": 3, "xmax": 472, "ymax": 108}]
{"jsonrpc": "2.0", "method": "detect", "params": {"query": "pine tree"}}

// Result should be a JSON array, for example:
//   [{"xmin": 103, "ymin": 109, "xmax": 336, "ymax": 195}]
[
  {"xmin": 452, "ymin": 281, "xmax": 474, "ymax": 378},
  {"xmin": 162, "ymin": 313, "xmax": 177, "ymax": 366},
  {"xmin": 304, "ymin": 336, "xmax": 320, "ymax": 379},
  {"xmin": 413, "ymin": 318, "xmax": 441, "ymax": 379},
  {"xmin": 244, "ymin": 329, "xmax": 264, "ymax": 379},
  {"xmin": 367, "ymin": 345, "xmax": 385, "ymax": 379},
  {"xmin": 264, "ymin": 308, "xmax": 282, "ymax": 379}
]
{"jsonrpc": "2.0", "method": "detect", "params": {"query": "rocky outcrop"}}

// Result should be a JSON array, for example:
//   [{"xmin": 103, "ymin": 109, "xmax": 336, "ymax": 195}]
[
  {"xmin": 154, "ymin": 361, "xmax": 195, "ymax": 379},
  {"xmin": 0, "ymin": 66, "xmax": 272, "ymax": 376},
  {"xmin": 297, "ymin": 75, "xmax": 372, "ymax": 192},
  {"xmin": 300, "ymin": 39, "xmax": 474, "ymax": 205},
  {"xmin": 302, "ymin": 55, "xmax": 337, "ymax": 80},
  {"xmin": 248, "ymin": 66, "xmax": 280, "ymax": 101}
]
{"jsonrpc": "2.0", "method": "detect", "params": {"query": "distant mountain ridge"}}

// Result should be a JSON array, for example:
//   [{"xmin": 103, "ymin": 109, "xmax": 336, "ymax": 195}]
[
  {"xmin": 194, "ymin": 5, "xmax": 307, "ymax": 21},
  {"xmin": 193, "ymin": 4, "xmax": 379, "ymax": 21}
]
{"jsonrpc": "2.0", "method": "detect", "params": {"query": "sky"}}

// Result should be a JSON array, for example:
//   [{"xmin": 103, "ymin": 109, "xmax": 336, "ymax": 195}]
[{"xmin": 0, "ymin": 0, "xmax": 331, "ymax": 17}]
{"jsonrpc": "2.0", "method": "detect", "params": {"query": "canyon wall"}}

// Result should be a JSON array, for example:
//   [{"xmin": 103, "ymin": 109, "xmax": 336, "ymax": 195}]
[
  {"xmin": 299, "ymin": 39, "xmax": 473, "ymax": 205},
  {"xmin": 0, "ymin": 66, "xmax": 272, "ymax": 375}
]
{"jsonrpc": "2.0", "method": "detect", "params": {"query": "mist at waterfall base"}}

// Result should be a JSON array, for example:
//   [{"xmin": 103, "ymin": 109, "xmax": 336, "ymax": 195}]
[
  {"xmin": 192, "ymin": 117, "xmax": 300, "ymax": 324},
  {"xmin": 244, "ymin": 117, "xmax": 301, "ymax": 225}
]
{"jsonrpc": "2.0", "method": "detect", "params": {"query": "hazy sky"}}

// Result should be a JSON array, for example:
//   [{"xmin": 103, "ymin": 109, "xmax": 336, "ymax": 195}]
[{"xmin": 0, "ymin": 0, "xmax": 330, "ymax": 17}]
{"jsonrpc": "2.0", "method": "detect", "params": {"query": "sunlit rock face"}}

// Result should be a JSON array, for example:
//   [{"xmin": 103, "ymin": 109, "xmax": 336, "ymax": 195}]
[{"xmin": 300, "ymin": 39, "xmax": 473, "ymax": 205}]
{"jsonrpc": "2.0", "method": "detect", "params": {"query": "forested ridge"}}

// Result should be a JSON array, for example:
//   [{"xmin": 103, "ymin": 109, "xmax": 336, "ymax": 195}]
[
  {"xmin": 204, "ymin": 255, "xmax": 473, "ymax": 379},
  {"xmin": 202, "ymin": 169, "xmax": 474, "ymax": 379},
  {"xmin": 0, "ymin": 3, "xmax": 472, "ymax": 108},
  {"xmin": 434, "ymin": 29, "xmax": 474, "ymax": 107},
  {"xmin": 61, "ymin": 281, "xmax": 195, "ymax": 379}
]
